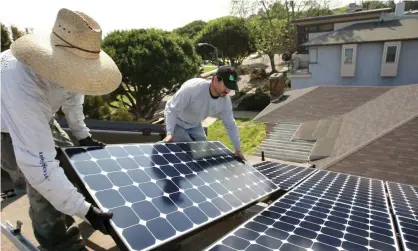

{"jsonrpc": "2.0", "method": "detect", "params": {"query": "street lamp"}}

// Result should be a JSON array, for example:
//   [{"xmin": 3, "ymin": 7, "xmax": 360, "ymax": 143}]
[{"xmin": 198, "ymin": 42, "xmax": 219, "ymax": 67}]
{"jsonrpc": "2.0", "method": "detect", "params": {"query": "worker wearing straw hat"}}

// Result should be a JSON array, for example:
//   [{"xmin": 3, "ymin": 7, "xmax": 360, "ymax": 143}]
[{"xmin": 1, "ymin": 8, "xmax": 122, "ymax": 251}]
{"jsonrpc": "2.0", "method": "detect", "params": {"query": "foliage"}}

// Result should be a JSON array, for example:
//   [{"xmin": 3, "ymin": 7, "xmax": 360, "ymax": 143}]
[
  {"xmin": 235, "ymin": 91, "xmax": 270, "ymax": 111},
  {"xmin": 207, "ymin": 118, "xmax": 266, "ymax": 155},
  {"xmin": 1, "ymin": 24, "xmax": 11, "ymax": 52},
  {"xmin": 82, "ymin": 96, "xmax": 110, "ymax": 120},
  {"xmin": 194, "ymin": 16, "xmax": 257, "ymax": 66},
  {"xmin": 281, "ymin": 52, "xmax": 292, "ymax": 61},
  {"xmin": 102, "ymin": 28, "xmax": 201, "ymax": 120},
  {"xmin": 109, "ymin": 107, "xmax": 134, "ymax": 121},
  {"xmin": 236, "ymin": 64, "xmax": 251, "ymax": 75},
  {"xmin": 1, "ymin": 24, "xmax": 32, "ymax": 52},
  {"xmin": 173, "ymin": 20, "xmax": 207, "ymax": 39},
  {"xmin": 250, "ymin": 67, "xmax": 267, "ymax": 80}
]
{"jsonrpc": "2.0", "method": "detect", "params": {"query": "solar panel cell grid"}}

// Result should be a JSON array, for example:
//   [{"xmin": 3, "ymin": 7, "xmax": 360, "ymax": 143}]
[
  {"xmin": 291, "ymin": 170, "xmax": 388, "ymax": 213},
  {"xmin": 386, "ymin": 182, "xmax": 418, "ymax": 251},
  {"xmin": 62, "ymin": 141, "xmax": 279, "ymax": 251},
  {"xmin": 205, "ymin": 191, "xmax": 400, "ymax": 251},
  {"xmin": 252, "ymin": 161, "xmax": 318, "ymax": 190}
]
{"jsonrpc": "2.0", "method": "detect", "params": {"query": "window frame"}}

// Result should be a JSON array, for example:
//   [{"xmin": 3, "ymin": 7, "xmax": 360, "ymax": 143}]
[
  {"xmin": 381, "ymin": 41, "xmax": 402, "ymax": 77},
  {"xmin": 340, "ymin": 44, "xmax": 357, "ymax": 77}
]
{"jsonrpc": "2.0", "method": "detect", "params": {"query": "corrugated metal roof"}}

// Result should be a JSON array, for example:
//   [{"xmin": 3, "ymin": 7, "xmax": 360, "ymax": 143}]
[{"xmin": 302, "ymin": 16, "xmax": 418, "ymax": 46}]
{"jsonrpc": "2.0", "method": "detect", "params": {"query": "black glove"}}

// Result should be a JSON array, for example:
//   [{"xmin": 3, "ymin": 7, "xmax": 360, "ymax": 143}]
[
  {"xmin": 79, "ymin": 136, "xmax": 106, "ymax": 147},
  {"xmin": 85, "ymin": 206, "xmax": 113, "ymax": 235}
]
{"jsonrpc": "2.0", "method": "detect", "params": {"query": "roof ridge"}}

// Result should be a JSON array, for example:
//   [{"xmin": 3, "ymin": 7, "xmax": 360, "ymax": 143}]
[
  {"xmin": 253, "ymin": 86, "xmax": 318, "ymax": 123},
  {"xmin": 322, "ymin": 113, "xmax": 418, "ymax": 170}
]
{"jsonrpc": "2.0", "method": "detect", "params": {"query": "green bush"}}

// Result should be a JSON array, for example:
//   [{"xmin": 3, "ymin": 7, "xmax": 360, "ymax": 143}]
[
  {"xmin": 236, "ymin": 65, "xmax": 251, "ymax": 75},
  {"xmin": 250, "ymin": 67, "xmax": 267, "ymax": 80},
  {"xmin": 235, "ymin": 92, "xmax": 270, "ymax": 111},
  {"xmin": 110, "ymin": 107, "xmax": 134, "ymax": 121}
]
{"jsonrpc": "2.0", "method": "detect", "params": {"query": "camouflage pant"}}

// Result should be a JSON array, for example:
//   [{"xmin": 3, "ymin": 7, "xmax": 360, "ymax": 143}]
[{"xmin": 1, "ymin": 119, "xmax": 86, "ymax": 251}]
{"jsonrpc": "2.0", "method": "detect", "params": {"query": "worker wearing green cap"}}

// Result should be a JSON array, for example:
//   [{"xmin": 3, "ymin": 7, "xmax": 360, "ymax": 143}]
[{"xmin": 163, "ymin": 65, "xmax": 245, "ymax": 160}]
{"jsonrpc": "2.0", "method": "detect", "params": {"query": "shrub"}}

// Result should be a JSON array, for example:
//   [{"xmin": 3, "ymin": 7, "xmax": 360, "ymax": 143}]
[
  {"xmin": 282, "ymin": 52, "xmax": 292, "ymax": 62},
  {"xmin": 236, "ymin": 65, "xmax": 251, "ymax": 75},
  {"xmin": 235, "ymin": 92, "xmax": 270, "ymax": 111},
  {"xmin": 110, "ymin": 107, "xmax": 134, "ymax": 121},
  {"xmin": 250, "ymin": 67, "xmax": 267, "ymax": 80}
]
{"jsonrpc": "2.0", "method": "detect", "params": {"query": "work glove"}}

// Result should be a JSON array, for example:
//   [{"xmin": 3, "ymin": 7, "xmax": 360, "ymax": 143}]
[
  {"xmin": 79, "ymin": 136, "xmax": 106, "ymax": 147},
  {"xmin": 85, "ymin": 206, "xmax": 113, "ymax": 235}
]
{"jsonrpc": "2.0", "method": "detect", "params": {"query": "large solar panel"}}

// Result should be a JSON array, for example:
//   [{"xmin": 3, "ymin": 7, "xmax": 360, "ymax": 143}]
[
  {"xmin": 205, "ymin": 190, "xmax": 400, "ymax": 251},
  {"xmin": 386, "ymin": 182, "xmax": 418, "ymax": 251},
  {"xmin": 61, "ymin": 141, "xmax": 280, "ymax": 251},
  {"xmin": 290, "ymin": 170, "xmax": 388, "ymax": 213},
  {"xmin": 252, "ymin": 161, "xmax": 318, "ymax": 190}
]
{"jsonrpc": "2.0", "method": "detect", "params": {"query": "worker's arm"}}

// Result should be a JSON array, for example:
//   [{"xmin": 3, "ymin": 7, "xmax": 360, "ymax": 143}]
[
  {"xmin": 62, "ymin": 93, "xmax": 105, "ymax": 146},
  {"xmin": 61, "ymin": 93, "xmax": 91, "ymax": 141},
  {"xmin": 2, "ymin": 96, "xmax": 91, "ymax": 219},
  {"xmin": 219, "ymin": 97, "xmax": 242, "ymax": 152},
  {"xmin": 164, "ymin": 87, "xmax": 191, "ymax": 136}
]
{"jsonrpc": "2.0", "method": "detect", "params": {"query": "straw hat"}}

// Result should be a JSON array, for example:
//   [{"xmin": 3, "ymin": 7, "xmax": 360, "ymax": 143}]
[{"xmin": 10, "ymin": 8, "xmax": 122, "ymax": 95}]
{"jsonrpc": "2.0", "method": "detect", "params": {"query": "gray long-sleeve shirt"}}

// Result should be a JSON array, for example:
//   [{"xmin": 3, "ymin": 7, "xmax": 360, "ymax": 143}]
[{"xmin": 165, "ymin": 78, "xmax": 241, "ymax": 151}]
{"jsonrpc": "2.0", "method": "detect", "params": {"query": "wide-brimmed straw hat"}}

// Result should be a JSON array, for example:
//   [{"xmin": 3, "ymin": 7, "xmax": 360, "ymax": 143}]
[{"xmin": 10, "ymin": 8, "xmax": 122, "ymax": 95}]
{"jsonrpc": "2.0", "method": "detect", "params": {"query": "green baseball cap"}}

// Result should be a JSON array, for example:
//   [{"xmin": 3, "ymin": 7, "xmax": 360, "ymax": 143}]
[{"xmin": 216, "ymin": 66, "xmax": 238, "ymax": 91}]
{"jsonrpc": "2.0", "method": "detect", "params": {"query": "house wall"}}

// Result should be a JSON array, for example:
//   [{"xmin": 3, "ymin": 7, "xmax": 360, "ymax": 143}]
[{"xmin": 291, "ymin": 40, "xmax": 418, "ymax": 89}]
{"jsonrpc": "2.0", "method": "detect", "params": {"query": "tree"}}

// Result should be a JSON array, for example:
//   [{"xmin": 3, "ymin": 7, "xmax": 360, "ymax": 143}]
[
  {"xmin": 101, "ymin": 29, "xmax": 201, "ymax": 120},
  {"xmin": 1, "ymin": 24, "xmax": 33, "ymax": 52},
  {"xmin": 194, "ymin": 16, "xmax": 257, "ymax": 67},
  {"xmin": 1, "ymin": 24, "xmax": 12, "ymax": 52},
  {"xmin": 231, "ymin": 0, "xmax": 332, "ymax": 72},
  {"xmin": 173, "ymin": 20, "xmax": 207, "ymax": 39}
]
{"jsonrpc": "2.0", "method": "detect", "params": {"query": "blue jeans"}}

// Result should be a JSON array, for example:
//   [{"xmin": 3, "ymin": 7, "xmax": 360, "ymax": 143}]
[{"xmin": 172, "ymin": 124, "xmax": 207, "ymax": 142}]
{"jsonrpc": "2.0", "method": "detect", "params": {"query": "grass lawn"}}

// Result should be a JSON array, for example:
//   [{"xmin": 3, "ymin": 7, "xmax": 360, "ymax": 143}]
[
  {"xmin": 207, "ymin": 118, "xmax": 266, "ymax": 155},
  {"xmin": 203, "ymin": 64, "xmax": 217, "ymax": 72}
]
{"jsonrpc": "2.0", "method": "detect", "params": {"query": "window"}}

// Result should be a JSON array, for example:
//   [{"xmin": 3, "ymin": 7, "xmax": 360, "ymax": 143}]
[
  {"xmin": 340, "ymin": 44, "xmax": 357, "ymax": 77},
  {"xmin": 344, "ymin": 48, "xmax": 354, "ymax": 64},
  {"xmin": 309, "ymin": 48, "xmax": 318, "ymax": 63},
  {"xmin": 381, "ymin": 41, "xmax": 401, "ymax": 77},
  {"xmin": 385, "ymin": 46, "xmax": 397, "ymax": 63}
]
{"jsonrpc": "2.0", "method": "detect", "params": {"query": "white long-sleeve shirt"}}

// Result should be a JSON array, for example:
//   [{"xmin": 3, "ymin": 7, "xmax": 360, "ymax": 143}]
[
  {"xmin": 165, "ymin": 78, "xmax": 241, "ymax": 151},
  {"xmin": 1, "ymin": 50, "xmax": 91, "ymax": 219}
]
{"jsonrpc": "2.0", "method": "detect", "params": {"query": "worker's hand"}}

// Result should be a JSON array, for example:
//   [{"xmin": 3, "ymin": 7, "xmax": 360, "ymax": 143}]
[
  {"xmin": 79, "ymin": 136, "xmax": 106, "ymax": 147},
  {"xmin": 162, "ymin": 135, "xmax": 173, "ymax": 143},
  {"xmin": 85, "ymin": 206, "xmax": 113, "ymax": 235},
  {"xmin": 235, "ymin": 150, "xmax": 246, "ymax": 160}
]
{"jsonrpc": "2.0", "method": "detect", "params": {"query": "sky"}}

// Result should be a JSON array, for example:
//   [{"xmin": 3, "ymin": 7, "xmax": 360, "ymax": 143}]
[{"xmin": 1, "ymin": 0, "xmax": 360, "ymax": 36}]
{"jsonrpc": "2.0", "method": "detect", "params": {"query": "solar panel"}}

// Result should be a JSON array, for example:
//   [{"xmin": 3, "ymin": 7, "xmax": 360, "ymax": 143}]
[
  {"xmin": 386, "ymin": 182, "xmax": 418, "ymax": 251},
  {"xmin": 60, "ymin": 141, "xmax": 280, "ymax": 251},
  {"xmin": 205, "ymin": 190, "xmax": 400, "ymax": 251},
  {"xmin": 290, "ymin": 170, "xmax": 388, "ymax": 213},
  {"xmin": 252, "ymin": 161, "xmax": 318, "ymax": 191}
]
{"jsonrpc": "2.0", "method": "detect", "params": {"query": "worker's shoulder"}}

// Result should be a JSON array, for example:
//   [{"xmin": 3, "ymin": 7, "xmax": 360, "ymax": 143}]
[{"xmin": 181, "ymin": 78, "xmax": 210, "ymax": 89}]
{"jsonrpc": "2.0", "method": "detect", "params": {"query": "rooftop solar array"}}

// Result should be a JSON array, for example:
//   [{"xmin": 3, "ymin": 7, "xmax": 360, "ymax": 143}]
[
  {"xmin": 205, "ymin": 171, "xmax": 400, "ymax": 251},
  {"xmin": 252, "ymin": 161, "xmax": 318, "ymax": 191},
  {"xmin": 61, "ymin": 141, "xmax": 280, "ymax": 251},
  {"xmin": 386, "ymin": 182, "xmax": 418, "ymax": 251}
]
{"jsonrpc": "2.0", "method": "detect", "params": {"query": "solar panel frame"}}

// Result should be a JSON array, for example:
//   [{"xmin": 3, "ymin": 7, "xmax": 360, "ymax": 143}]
[
  {"xmin": 204, "ymin": 189, "xmax": 401, "ymax": 251},
  {"xmin": 59, "ymin": 141, "xmax": 281, "ymax": 251},
  {"xmin": 252, "ymin": 161, "xmax": 318, "ymax": 191},
  {"xmin": 386, "ymin": 181, "xmax": 418, "ymax": 251}
]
